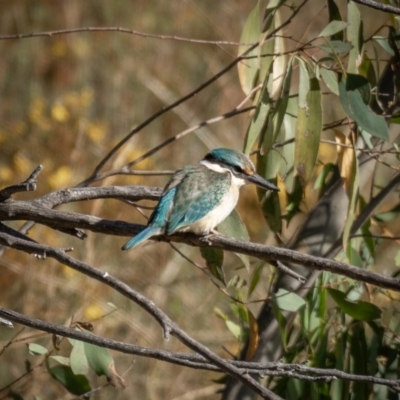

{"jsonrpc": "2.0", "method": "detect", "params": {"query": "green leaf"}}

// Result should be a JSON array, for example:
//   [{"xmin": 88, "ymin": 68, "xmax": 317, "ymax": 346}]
[
  {"xmin": 373, "ymin": 36, "xmax": 395, "ymax": 56},
  {"xmin": 226, "ymin": 320, "xmax": 242, "ymax": 340},
  {"xmin": 238, "ymin": 2, "xmax": 260, "ymax": 94},
  {"xmin": 339, "ymin": 74, "xmax": 389, "ymax": 140},
  {"xmin": 218, "ymin": 210, "xmax": 250, "ymax": 270},
  {"xmin": 27, "ymin": 343, "xmax": 48, "ymax": 356},
  {"xmin": 258, "ymin": 184, "xmax": 281, "ymax": 232},
  {"xmin": 319, "ymin": 21, "xmax": 348, "ymax": 38},
  {"xmin": 243, "ymin": 70, "xmax": 272, "ymax": 154},
  {"xmin": 295, "ymin": 77, "xmax": 322, "ymax": 186},
  {"xmin": 347, "ymin": 245, "xmax": 363, "ymax": 268},
  {"xmin": 358, "ymin": 52, "xmax": 376, "ymax": 88},
  {"xmin": 327, "ymin": 0, "xmax": 344, "ymax": 41},
  {"xmin": 319, "ymin": 40, "xmax": 353, "ymax": 54},
  {"xmin": 248, "ymin": 262, "xmax": 263, "ymax": 297},
  {"xmin": 49, "ymin": 365, "xmax": 91, "ymax": 396},
  {"xmin": 271, "ymin": 302, "xmax": 287, "ymax": 351},
  {"xmin": 50, "ymin": 356, "xmax": 71, "ymax": 366},
  {"xmin": 84, "ymin": 341, "xmax": 114, "ymax": 377},
  {"xmin": 347, "ymin": 1, "xmax": 363, "ymax": 74},
  {"xmin": 328, "ymin": 288, "xmax": 381, "ymax": 321},
  {"xmin": 314, "ymin": 163, "xmax": 335, "ymax": 192},
  {"xmin": 200, "ymin": 247, "xmax": 225, "ymax": 284},
  {"xmin": 273, "ymin": 288, "xmax": 306, "ymax": 312},
  {"xmin": 320, "ymin": 68, "xmax": 339, "ymax": 95},
  {"xmin": 70, "ymin": 339, "xmax": 89, "ymax": 376}
]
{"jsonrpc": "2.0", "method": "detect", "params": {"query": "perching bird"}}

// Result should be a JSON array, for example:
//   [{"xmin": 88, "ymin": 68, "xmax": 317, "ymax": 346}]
[{"xmin": 121, "ymin": 148, "xmax": 279, "ymax": 250}]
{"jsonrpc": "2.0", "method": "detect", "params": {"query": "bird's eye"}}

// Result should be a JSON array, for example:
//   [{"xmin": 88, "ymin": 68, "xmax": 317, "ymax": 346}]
[{"xmin": 232, "ymin": 166, "xmax": 243, "ymax": 174}]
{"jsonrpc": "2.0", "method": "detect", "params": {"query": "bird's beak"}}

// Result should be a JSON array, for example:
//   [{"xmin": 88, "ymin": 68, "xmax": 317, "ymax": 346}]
[{"xmin": 244, "ymin": 173, "xmax": 280, "ymax": 191}]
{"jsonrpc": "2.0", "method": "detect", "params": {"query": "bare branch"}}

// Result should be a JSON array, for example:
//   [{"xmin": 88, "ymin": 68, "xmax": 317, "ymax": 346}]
[
  {"xmin": 1, "ymin": 195, "xmax": 400, "ymax": 292},
  {"xmin": 352, "ymin": 0, "xmax": 400, "ymax": 15},
  {"xmin": 0, "ymin": 165, "xmax": 43, "ymax": 201},
  {"xmin": 1, "ymin": 307, "xmax": 400, "ymax": 390},
  {"xmin": 0, "ymin": 27, "xmax": 247, "ymax": 45}
]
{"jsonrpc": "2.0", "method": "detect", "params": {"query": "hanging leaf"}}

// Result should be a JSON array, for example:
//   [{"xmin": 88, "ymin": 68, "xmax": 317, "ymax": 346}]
[
  {"xmin": 84, "ymin": 340, "xmax": 126, "ymax": 388},
  {"xmin": 27, "ymin": 343, "xmax": 48, "ymax": 356},
  {"xmin": 247, "ymin": 262, "xmax": 264, "ymax": 297},
  {"xmin": 295, "ymin": 77, "xmax": 322, "ymax": 186},
  {"xmin": 226, "ymin": 320, "xmax": 242, "ymax": 340},
  {"xmin": 327, "ymin": 0, "xmax": 344, "ymax": 41},
  {"xmin": 273, "ymin": 288, "xmax": 306, "ymax": 312},
  {"xmin": 319, "ymin": 41, "xmax": 353, "ymax": 54},
  {"xmin": 50, "ymin": 356, "xmax": 71, "ymax": 366},
  {"xmin": 334, "ymin": 130, "xmax": 359, "ymax": 249},
  {"xmin": 218, "ymin": 210, "xmax": 250, "ymax": 270},
  {"xmin": 319, "ymin": 21, "xmax": 348, "ymax": 38},
  {"xmin": 328, "ymin": 288, "xmax": 381, "ymax": 321},
  {"xmin": 49, "ymin": 365, "xmax": 91, "ymax": 396},
  {"xmin": 238, "ymin": 3, "xmax": 261, "ymax": 94},
  {"xmin": 243, "ymin": 64, "xmax": 273, "ymax": 154},
  {"xmin": 245, "ymin": 310, "xmax": 259, "ymax": 360},
  {"xmin": 373, "ymin": 36, "xmax": 395, "ymax": 56},
  {"xmin": 358, "ymin": 52, "xmax": 377, "ymax": 88},
  {"xmin": 200, "ymin": 247, "xmax": 225, "ymax": 284},
  {"xmin": 338, "ymin": 74, "xmax": 389, "ymax": 140},
  {"xmin": 262, "ymin": 56, "xmax": 294, "ymax": 155},
  {"xmin": 70, "ymin": 339, "xmax": 89, "ymax": 376},
  {"xmin": 320, "ymin": 68, "xmax": 339, "ymax": 95},
  {"xmin": 347, "ymin": 1, "xmax": 363, "ymax": 74}
]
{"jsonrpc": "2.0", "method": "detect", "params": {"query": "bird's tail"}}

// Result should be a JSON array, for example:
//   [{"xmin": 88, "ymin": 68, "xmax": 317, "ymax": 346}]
[{"xmin": 121, "ymin": 226, "xmax": 162, "ymax": 250}]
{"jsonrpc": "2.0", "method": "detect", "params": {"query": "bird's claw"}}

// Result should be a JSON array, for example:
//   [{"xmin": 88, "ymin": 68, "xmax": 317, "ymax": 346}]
[{"xmin": 200, "ymin": 230, "xmax": 220, "ymax": 246}]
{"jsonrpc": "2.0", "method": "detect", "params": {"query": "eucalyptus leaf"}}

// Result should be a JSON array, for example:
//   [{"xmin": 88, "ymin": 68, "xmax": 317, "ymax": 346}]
[
  {"xmin": 319, "ymin": 21, "xmax": 348, "ymax": 38},
  {"xmin": 49, "ymin": 365, "xmax": 91, "ymax": 396},
  {"xmin": 319, "ymin": 41, "xmax": 353, "ymax": 54},
  {"xmin": 218, "ymin": 210, "xmax": 250, "ymax": 269},
  {"xmin": 295, "ymin": 77, "xmax": 322, "ymax": 186},
  {"xmin": 273, "ymin": 288, "xmax": 306, "ymax": 312},
  {"xmin": 328, "ymin": 288, "xmax": 381, "ymax": 321},
  {"xmin": 339, "ymin": 74, "xmax": 389, "ymax": 140}
]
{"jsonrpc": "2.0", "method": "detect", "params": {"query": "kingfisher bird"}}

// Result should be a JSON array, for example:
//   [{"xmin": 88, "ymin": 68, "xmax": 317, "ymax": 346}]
[{"xmin": 121, "ymin": 148, "xmax": 279, "ymax": 250}]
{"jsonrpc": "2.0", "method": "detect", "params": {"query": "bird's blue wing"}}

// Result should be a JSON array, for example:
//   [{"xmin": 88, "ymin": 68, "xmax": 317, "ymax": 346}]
[
  {"xmin": 166, "ymin": 167, "xmax": 230, "ymax": 234},
  {"xmin": 148, "ymin": 186, "xmax": 177, "ymax": 227},
  {"xmin": 121, "ymin": 187, "xmax": 177, "ymax": 250}
]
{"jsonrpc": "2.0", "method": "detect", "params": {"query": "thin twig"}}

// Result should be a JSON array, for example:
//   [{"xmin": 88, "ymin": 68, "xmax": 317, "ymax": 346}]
[{"xmin": 0, "ymin": 27, "xmax": 249, "ymax": 45}]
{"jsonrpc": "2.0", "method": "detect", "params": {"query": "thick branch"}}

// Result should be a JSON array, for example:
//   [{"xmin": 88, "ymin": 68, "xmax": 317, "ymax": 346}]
[
  {"xmin": 1, "ymin": 306, "xmax": 400, "ymax": 390},
  {"xmin": 1, "ymin": 196, "xmax": 399, "ymax": 291}
]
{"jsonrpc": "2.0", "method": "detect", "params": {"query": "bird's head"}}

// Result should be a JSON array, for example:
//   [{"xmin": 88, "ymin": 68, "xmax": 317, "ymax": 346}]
[{"xmin": 202, "ymin": 148, "xmax": 279, "ymax": 192}]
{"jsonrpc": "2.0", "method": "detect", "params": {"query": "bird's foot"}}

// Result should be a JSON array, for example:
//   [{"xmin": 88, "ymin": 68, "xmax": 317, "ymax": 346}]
[{"xmin": 200, "ymin": 230, "xmax": 220, "ymax": 246}]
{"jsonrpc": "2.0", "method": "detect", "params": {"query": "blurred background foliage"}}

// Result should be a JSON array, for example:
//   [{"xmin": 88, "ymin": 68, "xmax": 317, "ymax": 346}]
[{"xmin": 0, "ymin": 0, "xmax": 399, "ymax": 399}]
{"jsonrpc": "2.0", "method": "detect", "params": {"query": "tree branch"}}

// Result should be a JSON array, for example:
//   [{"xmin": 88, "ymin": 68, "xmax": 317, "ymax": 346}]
[
  {"xmin": 1, "ymin": 184, "xmax": 400, "ymax": 291},
  {"xmin": 0, "ymin": 165, "xmax": 43, "ymax": 201},
  {"xmin": 1, "ymin": 307, "xmax": 400, "ymax": 390},
  {"xmin": 0, "ymin": 27, "xmax": 246, "ymax": 45},
  {"xmin": 352, "ymin": 0, "xmax": 400, "ymax": 15}
]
